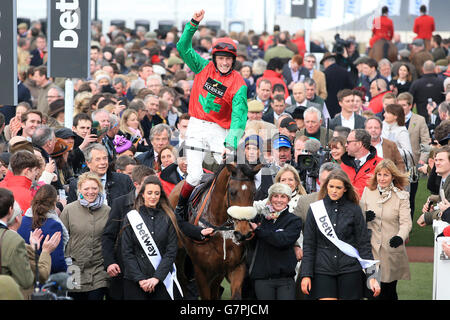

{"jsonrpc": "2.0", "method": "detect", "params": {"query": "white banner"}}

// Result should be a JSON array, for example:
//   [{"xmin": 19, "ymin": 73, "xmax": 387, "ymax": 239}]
[
  {"xmin": 310, "ymin": 200, "xmax": 379, "ymax": 269},
  {"xmin": 127, "ymin": 210, "xmax": 183, "ymax": 299},
  {"xmin": 226, "ymin": 0, "xmax": 238, "ymax": 20},
  {"xmin": 345, "ymin": 0, "xmax": 362, "ymax": 16},
  {"xmin": 316, "ymin": 0, "xmax": 331, "ymax": 18},
  {"xmin": 380, "ymin": 0, "xmax": 402, "ymax": 16},
  {"xmin": 409, "ymin": 0, "xmax": 429, "ymax": 15}
]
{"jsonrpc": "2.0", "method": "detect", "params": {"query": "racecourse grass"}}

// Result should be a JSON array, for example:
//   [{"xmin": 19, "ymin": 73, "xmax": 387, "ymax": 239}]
[
  {"xmin": 407, "ymin": 177, "xmax": 434, "ymax": 247},
  {"xmin": 221, "ymin": 177, "xmax": 436, "ymax": 300},
  {"xmin": 221, "ymin": 262, "xmax": 433, "ymax": 300}
]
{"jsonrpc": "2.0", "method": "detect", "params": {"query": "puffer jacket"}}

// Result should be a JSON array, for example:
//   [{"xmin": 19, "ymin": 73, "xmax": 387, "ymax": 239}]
[
  {"xmin": 300, "ymin": 196, "xmax": 373, "ymax": 278},
  {"xmin": 121, "ymin": 206, "xmax": 178, "ymax": 283}
]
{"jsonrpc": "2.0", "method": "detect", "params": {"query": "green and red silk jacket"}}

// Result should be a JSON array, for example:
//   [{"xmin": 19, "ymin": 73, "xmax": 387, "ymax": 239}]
[{"xmin": 176, "ymin": 20, "xmax": 248, "ymax": 150}]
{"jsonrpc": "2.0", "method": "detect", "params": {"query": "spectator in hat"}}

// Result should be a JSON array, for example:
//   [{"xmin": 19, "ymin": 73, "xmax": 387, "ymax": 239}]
[
  {"xmin": 272, "ymin": 134, "xmax": 292, "ymax": 169},
  {"xmin": 247, "ymin": 100, "xmax": 264, "ymax": 121},
  {"xmin": 413, "ymin": 4, "xmax": 435, "ymax": 51},
  {"xmin": 55, "ymin": 127, "xmax": 76, "ymax": 150},
  {"xmin": 166, "ymin": 56, "xmax": 184, "ymax": 76},
  {"xmin": 279, "ymin": 117, "xmax": 298, "ymax": 143},
  {"xmin": 50, "ymin": 138, "xmax": 74, "ymax": 189},
  {"xmin": 410, "ymin": 39, "xmax": 433, "ymax": 77},
  {"xmin": 47, "ymin": 99, "xmax": 65, "ymax": 128}
]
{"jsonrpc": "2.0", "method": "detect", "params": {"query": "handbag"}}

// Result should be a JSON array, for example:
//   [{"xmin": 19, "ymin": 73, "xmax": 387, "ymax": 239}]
[{"xmin": 401, "ymin": 149, "xmax": 418, "ymax": 184}]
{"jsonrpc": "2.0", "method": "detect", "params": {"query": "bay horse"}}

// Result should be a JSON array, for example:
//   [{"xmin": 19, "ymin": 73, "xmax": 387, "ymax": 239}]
[
  {"xmin": 369, "ymin": 38, "xmax": 398, "ymax": 63},
  {"xmin": 169, "ymin": 161, "xmax": 262, "ymax": 300}
]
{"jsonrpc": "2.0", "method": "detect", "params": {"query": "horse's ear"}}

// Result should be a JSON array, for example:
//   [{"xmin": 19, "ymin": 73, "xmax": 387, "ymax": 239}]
[
  {"xmin": 252, "ymin": 163, "xmax": 264, "ymax": 174},
  {"xmin": 226, "ymin": 162, "xmax": 237, "ymax": 175}
]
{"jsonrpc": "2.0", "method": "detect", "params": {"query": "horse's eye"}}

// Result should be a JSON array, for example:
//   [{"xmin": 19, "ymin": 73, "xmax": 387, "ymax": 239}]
[{"xmin": 230, "ymin": 189, "xmax": 238, "ymax": 197}]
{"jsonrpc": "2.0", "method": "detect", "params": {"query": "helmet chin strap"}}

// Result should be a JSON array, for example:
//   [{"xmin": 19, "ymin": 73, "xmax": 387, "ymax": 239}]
[{"xmin": 213, "ymin": 54, "xmax": 236, "ymax": 76}]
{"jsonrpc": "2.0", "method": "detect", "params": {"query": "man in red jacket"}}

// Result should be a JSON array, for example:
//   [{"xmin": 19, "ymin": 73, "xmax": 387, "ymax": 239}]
[
  {"xmin": 369, "ymin": 6, "xmax": 394, "ymax": 49},
  {"xmin": 413, "ymin": 4, "xmax": 435, "ymax": 51},
  {"xmin": 0, "ymin": 151, "xmax": 41, "ymax": 212},
  {"xmin": 340, "ymin": 129, "xmax": 383, "ymax": 197}
]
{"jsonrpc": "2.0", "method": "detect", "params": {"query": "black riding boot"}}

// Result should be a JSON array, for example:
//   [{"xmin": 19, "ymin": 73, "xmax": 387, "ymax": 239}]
[{"xmin": 175, "ymin": 193, "xmax": 190, "ymax": 221}]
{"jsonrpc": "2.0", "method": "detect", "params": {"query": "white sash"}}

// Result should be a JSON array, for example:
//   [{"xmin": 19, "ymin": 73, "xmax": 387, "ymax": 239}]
[
  {"xmin": 127, "ymin": 210, "xmax": 183, "ymax": 299},
  {"xmin": 310, "ymin": 200, "xmax": 378, "ymax": 269}
]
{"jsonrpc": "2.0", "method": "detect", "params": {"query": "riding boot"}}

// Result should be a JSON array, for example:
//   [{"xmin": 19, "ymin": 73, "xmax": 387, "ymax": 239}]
[{"xmin": 175, "ymin": 182, "xmax": 195, "ymax": 221}]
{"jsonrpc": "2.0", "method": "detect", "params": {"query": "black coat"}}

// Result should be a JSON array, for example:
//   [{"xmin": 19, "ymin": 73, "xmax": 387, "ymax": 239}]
[
  {"xmin": 121, "ymin": 206, "xmax": 178, "ymax": 282},
  {"xmin": 324, "ymin": 63, "xmax": 354, "ymax": 118},
  {"xmin": 300, "ymin": 195, "xmax": 373, "ymax": 278},
  {"xmin": 409, "ymin": 73, "xmax": 444, "ymax": 121},
  {"xmin": 102, "ymin": 190, "xmax": 135, "ymax": 270},
  {"xmin": 329, "ymin": 113, "xmax": 366, "ymax": 130},
  {"xmin": 67, "ymin": 170, "xmax": 134, "ymax": 206},
  {"xmin": 250, "ymin": 208, "xmax": 302, "ymax": 280}
]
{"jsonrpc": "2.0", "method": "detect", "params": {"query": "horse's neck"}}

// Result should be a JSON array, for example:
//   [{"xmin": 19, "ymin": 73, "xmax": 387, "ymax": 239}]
[{"xmin": 207, "ymin": 169, "xmax": 229, "ymax": 226}]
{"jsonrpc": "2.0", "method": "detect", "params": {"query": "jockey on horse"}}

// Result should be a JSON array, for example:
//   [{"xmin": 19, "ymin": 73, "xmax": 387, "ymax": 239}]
[
  {"xmin": 174, "ymin": 9, "xmax": 248, "ymax": 239},
  {"xmin": 369, "ymin": 6, "xmax": 394, "ymax": 50}
]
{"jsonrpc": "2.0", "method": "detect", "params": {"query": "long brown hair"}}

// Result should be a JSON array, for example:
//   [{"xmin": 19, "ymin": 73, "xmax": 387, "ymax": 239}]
[
  {"xmin": 134, "ymin": 175, "xmax": 182, "ymax": 241},
  {"xmin": 31, "ymin": 184, "xmax": 57, "ymax": 229},
  {"xmin": 367, "ymin": 159, "xmax": 409, "ymax": 190},
  {"xmin": 318, "ymin": 169, "xmax": 360, "ymax": 204}
]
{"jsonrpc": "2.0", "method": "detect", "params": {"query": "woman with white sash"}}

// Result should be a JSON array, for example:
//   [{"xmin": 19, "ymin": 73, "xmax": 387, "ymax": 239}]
[
  {"xmin": 121, "ymin": 176, "xmax": 183, "ymax": 300},
  {"xmin": 360, "ymin": 159, "xmax": 411, "ymax": 300},
  {"xmin": 300, "ymin": 169, "xmax": 381, "ymax": 300}
]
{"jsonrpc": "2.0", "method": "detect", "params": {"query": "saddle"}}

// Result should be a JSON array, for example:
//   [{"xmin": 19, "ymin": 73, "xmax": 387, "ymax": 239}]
[{"xmin": 187, "ymin": 173, "xmax": 215, "ymax": 220}]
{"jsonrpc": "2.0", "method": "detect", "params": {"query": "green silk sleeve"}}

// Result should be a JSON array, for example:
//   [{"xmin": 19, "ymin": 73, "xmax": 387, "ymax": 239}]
[{"xmin": 176, "ymin": 21, "xmax": 209, "ymax": 74}]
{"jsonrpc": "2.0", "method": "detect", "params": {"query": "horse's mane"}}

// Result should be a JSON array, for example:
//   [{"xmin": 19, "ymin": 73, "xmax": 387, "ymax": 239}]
[{"xmin": 195, "ymin": 161, "xmax": 258, "ymax": 196}]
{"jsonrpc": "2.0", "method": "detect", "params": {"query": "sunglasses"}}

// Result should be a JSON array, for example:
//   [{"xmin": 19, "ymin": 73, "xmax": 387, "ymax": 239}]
[{"xmin": 213, "ymin": 42, "xmax": 236, "ymax": 53}]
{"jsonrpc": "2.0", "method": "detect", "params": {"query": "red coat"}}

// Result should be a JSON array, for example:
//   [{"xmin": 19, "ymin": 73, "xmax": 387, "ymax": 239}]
[
  {"xmin": 368, "ymin": 90, "xmax": 391, "ymax": 114},
  {"xmin": 413, "ymin": 14, "xmax": 435, "ymax": 40},
  {"xmin": 340, "ymin": 147, "xmax": 383, "ymax": 197},
  {"xmin": 292, "ymin": 37, "xmax": 306, "ymax": 58},
  {"xmin": 370, "ymin": 16, "xmax": 394, "ymax": 48},
  {"xmin": 256, "ymin": 70, "xmax": 289, "ymax": 99},
  {"xmin": 0, "ymin": 171, "xmax": 34, "ymax": 212}
]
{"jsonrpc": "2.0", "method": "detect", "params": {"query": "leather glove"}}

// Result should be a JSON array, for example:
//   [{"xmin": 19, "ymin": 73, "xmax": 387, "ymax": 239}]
[
  {"xmin": 389, "ymin": 236, "xmax": 403, "ymax": 248},
  {"xmin": 365, "ymin": 210, "xmax": 376, "ymax": 222}
]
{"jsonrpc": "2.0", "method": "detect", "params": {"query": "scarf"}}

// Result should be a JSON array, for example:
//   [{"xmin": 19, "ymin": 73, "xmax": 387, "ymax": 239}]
[
  {"xmin": 25, "ymin": 207, "xmax": 70, "ymax": 250},
  {"xmin": 78, "ymin": 193, "xmax": 105, "ymax": 211},
  {"xmin": 377, "ymin": 182, "xmax": 407, "ymax": 204}
]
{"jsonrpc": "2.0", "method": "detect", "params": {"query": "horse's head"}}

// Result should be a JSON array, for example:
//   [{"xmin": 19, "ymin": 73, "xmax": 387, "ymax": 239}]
[{"xmin": 224, "ymin": 162, "xmax": 263, "ymax": 242}]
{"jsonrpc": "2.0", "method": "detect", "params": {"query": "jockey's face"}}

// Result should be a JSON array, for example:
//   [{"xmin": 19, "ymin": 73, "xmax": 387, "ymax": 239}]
[{"xmin": 215, "ymin": 55, "xmax": 233, "ymax": 74}]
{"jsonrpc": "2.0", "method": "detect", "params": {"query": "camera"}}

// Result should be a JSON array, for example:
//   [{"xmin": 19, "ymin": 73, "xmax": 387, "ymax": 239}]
[{"xmin": 333, "ymin": 33, "xmax": 352, "ymax": 55}]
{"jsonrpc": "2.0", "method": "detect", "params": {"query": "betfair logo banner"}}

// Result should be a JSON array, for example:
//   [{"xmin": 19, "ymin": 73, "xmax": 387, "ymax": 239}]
[{"xmin": 48, "ymin": 0, "xmax": 91, "ymax": 78}]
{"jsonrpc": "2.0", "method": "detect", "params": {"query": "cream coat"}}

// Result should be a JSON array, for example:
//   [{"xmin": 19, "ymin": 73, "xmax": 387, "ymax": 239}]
[{"xmin": 360, "ymin": 187, "xmax": 412, "ymax": 283}]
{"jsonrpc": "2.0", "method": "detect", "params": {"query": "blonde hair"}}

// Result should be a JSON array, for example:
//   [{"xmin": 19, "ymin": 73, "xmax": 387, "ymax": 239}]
[
  {"xmin": 275, "ymin": 164, "xmax": 307, "ymax": 195},
  {"xmin": 77, "ymin": 172, "xmax": 104, "ymax": 196},
  {"xmin": 367, "ymin": 159, "xmax": 409, "ymax": 190},
  {"xmin": 74, "ymin": 91, "xmax": 93, "ymax": 115},
  {"xmin": 119, "ymin": 109, "xmax": 143, "ymax": 136}
]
